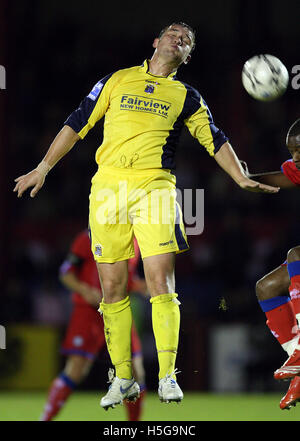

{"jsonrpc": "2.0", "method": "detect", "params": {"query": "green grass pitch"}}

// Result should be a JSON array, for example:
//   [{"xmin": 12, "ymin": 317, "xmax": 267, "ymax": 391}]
[{"xmin": 0, "ymin": 390, "xmax": 300, "ymax": 421}]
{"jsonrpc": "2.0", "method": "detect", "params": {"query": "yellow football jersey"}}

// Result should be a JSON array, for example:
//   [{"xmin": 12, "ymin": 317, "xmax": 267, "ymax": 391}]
[{"xmin": 65, "ymin": 60, "xmax": 228, "ymax": 170}]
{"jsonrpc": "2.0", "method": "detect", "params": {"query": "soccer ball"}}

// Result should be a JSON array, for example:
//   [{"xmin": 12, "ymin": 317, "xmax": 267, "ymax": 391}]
[{"xmin": 242, "ymin": 54, "xmax": 289, "ymax": 101}]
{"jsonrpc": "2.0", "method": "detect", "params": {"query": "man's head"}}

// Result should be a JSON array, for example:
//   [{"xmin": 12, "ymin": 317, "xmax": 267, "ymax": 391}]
[
  {"xmin": 152, "ymin": 22, "xmax": 196, "ymax": 66},
  {"xmin": 286, "ymin": 118, "xmax": 300, "ymax": 169}
]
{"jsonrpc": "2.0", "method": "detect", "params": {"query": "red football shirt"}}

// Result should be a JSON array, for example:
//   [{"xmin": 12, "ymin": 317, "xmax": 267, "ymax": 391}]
[
  {"xmin": 59, "ymin": 230, "xmax": 141, "ymax": 306},
  {"xmin": 281, "ymin": 159, "xmax": 300, "ymax": 186}
]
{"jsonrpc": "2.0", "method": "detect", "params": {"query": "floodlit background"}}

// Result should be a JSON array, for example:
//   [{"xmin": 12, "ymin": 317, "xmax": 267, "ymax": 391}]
[{"xmin": 0, "ymin": 0, "xmax": 299, "ymax": 420}]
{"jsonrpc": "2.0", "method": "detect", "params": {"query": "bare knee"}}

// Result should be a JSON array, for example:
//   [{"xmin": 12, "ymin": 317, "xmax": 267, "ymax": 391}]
[
  {"xmin": 256, "ymin": 277, "xmax": 269, "ymax": 301},
  {"xmin": 100, "ymin": 278, "xmax": 128, "ymax": 302},
  {"xmin": 147, "ymin": 276, "xmax": 174, "ymax": 296},
  {"xmin": 287, "ymin": 246, "xmax": 300, "ymax": 263},
  {"xmin": 143, "ymin": 253, "xmax": 175, "ymax": 296},
  {"xmin": 256, "ymin": 275, "xmax": 279, "ymax": 301},
  {"xmin": 256, "ymin": 266, "xmax": 290, "ymax": 301},
  {"xmin": 96, "ymin": 261, "xmax": 128, "ymax": 303}
]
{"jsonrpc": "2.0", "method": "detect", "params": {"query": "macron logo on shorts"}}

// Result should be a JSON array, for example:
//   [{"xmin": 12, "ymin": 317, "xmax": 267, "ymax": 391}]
[{"xmin": 159, "ymin": 240, "xmax": 174, "ymax": 246}]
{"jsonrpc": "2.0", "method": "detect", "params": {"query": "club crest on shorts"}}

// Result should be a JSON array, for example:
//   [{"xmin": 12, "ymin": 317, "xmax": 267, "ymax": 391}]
[{"xmin": 95, "ymin": 244, "xmax": 103, "ymax": 256}]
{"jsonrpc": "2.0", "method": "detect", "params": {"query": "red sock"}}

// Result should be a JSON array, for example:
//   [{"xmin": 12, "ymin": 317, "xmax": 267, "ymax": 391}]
[
  {"xmin": 39, "ymin": 374, "xmax": 76, "ymax": 421},
  {"xmin": 264, "ymin": 301, "xmax": 298, "ymax": 344},
  {"xmin": 259, "ymin": 296, "xmax": 298, "ymax": 345},
  {"xmin": 124, "ymin": 389, "xmax": 146, "ymax": 421}
]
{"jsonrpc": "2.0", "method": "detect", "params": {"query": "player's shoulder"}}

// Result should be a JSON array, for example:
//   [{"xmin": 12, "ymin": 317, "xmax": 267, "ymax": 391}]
[
  {"xmin": 282, "ymin": 158, "xmax": 295, "ymax": 166},
  {"xmin": 281, "ymin": 159, "xmax": 300, "ymax": 185},
  {"xmin": 281, "ymin": 158, "xmax": 297, "ymax": 172},
  {"xmin": 174, "ymin": 79, "xmax": 205, "ymax": 117},
  {"xmin": 86, "ymin": 65, "xmax": 141, "ymax": 101},
  {"xmin": 175, "ymin": 79, "xmax": 201, "ymax": 100}
]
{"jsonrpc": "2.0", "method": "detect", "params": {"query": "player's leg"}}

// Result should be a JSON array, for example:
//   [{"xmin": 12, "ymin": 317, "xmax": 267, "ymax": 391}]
[
  {"xmin": 273, "ymin": 247, "xmax": 300, "ymax": 381},
  {"xmin": 132, "ymin": 354, "xmax": 146, "ymax": 389},
  {"xmin": 256, "ymin": 265, "xmax": 299, "ymax": 355},
  {"xmin": 64, "ymin": 354, "xmax": 94, "ymax": 382},
  {"xmin": 125, "ymin": 354, "xmax": 146, "ymax": 421},
  {"xmin": 256, "ymin": 263, "xmax": 300, "ymax": 407},
  {"xmin": 143, "ymin": 252, "xmax": 183, "ymax": 403},
  {"xmin": 97, "ymin": 260, "xmax": 133, "ymax": 379},
  {"xmin": 143, "ymin": 252, "xmax": 179, "ymax": 379},
  {"xmin": 97, "ymin": 260, "xmax": 140, "ymax": 409},
  {"xmin": 40, "ymin": 305, "xmax": 101, "ymax": 421},
  {"xmin": 89, "ymin": 170, "xmax": 139, "ymax": 409},
  {"xmin": 132, "ymin": 175, "xmax": 188, "ymax": 403},
  {"xmin": 125, "ymin": 323, "xmax": 146, "ymax": 421},
  {"xmin": 40, "ymin": 355, "xmax": 93, "ymax": 421}
]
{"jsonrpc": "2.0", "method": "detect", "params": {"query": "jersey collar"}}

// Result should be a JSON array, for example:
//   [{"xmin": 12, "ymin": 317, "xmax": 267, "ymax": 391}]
[{"xmin": 140, "ymin": 59, "xmax": 177, "ymax": 80}]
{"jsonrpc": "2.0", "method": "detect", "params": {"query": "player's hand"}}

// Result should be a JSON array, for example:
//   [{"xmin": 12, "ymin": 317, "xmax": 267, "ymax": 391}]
[
  {"xmin": 13, "ymin": 169, "xmax": 45, "ymax": 198},
  {"xmin": 238, "ymin": 177, "xmax": 280, "ymax": 193},
  {"xmin": 81, "ymin": 287, "xmax": 102, "ymax": 307}
]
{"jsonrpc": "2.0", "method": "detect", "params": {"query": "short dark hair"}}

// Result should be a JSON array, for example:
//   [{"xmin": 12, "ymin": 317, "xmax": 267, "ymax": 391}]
[
  {"xmin": 158, "ymin": 22, "xmax": 196, "ymax": 53},
  {"xmin": 286, "ymin": 118, "xmax": 300, "ymax": 148}
]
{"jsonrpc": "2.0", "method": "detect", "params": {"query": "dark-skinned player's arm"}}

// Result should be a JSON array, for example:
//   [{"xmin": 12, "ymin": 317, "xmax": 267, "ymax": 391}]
[
  {"xmin": 13, "ymin": 125, "xmax": 80, "ymax": 198},
  {"xmin": 239, "ymin": 160, "xmax": 296, "ymax": 189},
  {"xmin": 214, "ymin": 142, "xmax": 280, "ymax": 193}
]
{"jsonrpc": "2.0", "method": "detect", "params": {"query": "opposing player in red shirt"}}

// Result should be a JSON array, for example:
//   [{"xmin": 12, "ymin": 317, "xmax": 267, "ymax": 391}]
[
  {"xmin": 243, "ymin": 118, "xmax": 300, "ymax": 410},
  {"xmin": 40, "ymin": 230, "xmax": 147, "ymax": 421}
]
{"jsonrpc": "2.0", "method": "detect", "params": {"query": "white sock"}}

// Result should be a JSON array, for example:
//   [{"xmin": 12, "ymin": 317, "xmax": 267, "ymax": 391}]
[{"xmin": 282, "ymin": 334, "xmax": 300, "ymax": 356}]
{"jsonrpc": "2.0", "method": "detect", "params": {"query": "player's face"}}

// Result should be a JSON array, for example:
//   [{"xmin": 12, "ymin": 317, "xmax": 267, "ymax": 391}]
[
  {"xmin": 287, "ymin": 133, "xmax": 300, "ymax": 170},
  {"xmin": 153, "ymin": 25, "xmax": 193, "ymax": 65},
  {"xmin": 288, "ymin": 146, "xmax": 300, "ymax": 170}
]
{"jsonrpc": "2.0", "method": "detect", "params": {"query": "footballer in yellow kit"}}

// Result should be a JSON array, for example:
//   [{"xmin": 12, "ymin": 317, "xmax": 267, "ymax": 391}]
[
  {"xmin": 15, "ymin": 22, "xmax": 278, "ymax": 409},
  {"xmin": 65, "ymin": 59, "xmax": 228, "ymax": 262}
]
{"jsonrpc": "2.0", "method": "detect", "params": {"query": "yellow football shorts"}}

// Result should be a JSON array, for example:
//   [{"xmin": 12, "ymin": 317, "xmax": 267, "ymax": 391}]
[{"xmin": 88, "ymin": 166, "xmax": 189, "ymax": 262}]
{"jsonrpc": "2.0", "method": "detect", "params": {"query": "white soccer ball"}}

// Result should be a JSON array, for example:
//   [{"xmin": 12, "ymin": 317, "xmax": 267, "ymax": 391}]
[{"xmin": 242, "ymin": 54, "xmax": 289, "ymax": 101}]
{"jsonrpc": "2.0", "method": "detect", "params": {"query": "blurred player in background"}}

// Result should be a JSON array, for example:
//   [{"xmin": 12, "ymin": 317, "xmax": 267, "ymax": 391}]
[
  {"xmin": 14, "ymin": 22, "xmax": 279, "ymax": 410},
  {"xmin": 242, "ymin": 118, "xmax": 300, "ymax": 410},
  {"xmin": 40, "ymin": 230, "xmax": 147, "ymax": 421}
]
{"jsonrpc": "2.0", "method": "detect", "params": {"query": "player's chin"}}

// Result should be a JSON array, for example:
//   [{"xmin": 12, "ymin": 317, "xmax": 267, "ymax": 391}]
[{"xmin": 166, "ymin": 47, "xmax": 182, "ymax": 60}]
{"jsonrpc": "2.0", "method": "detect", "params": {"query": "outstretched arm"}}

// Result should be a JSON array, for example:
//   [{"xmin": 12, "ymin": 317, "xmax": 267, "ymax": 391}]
[
  {"xmin": 13, "ymin": 125, "xmax": 80, "ymax": 198},
  {"xmin": 239, "ymin": 160, "xmax": 296, "ymax": 189},
  {"xmin": 214, "ymin": 142, "xmax": 280, "ymax": 193}
]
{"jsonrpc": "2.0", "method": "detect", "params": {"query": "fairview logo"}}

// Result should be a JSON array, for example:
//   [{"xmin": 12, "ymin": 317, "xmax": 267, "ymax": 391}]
[{"xmin": 120, "ymin": 94, "xmax": 171, "ymax": 118}]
